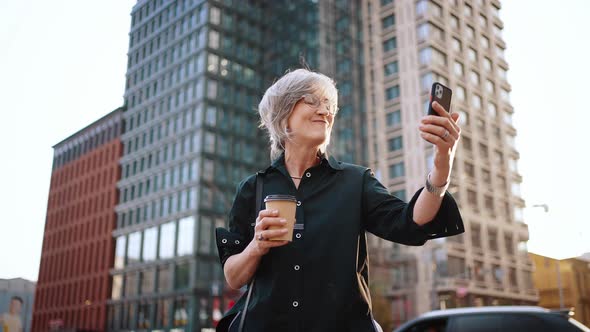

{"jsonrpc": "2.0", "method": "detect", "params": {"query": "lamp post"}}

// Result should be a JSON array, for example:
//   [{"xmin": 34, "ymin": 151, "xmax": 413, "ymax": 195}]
[{"xmin": 530, "ymin": 203, "xmax": 564, "ymax": 309}]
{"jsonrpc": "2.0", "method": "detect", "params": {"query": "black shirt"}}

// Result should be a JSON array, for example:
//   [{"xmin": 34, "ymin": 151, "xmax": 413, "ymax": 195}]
[{"xmin": 215, "ymin": 153, "xmax": 464, "ymax": 332}]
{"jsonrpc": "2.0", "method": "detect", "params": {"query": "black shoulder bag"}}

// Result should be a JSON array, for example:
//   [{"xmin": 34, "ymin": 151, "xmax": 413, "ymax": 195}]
[
  {"xmin": 218, "ymin": 172, "xmax": 263, "ymax": 332},
  {"xmin": 236, "ymin": 171, "xmax": 263, "ymax": 331}
]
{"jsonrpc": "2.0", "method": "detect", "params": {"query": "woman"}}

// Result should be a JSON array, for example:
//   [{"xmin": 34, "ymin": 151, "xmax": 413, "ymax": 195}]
[{"xmin": 215, "ymin": 69, "xmax": 464, "ymax": 331}]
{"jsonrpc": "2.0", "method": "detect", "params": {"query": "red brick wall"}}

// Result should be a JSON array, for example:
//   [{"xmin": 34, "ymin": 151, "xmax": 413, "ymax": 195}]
[{"xmin": 32, "ymin": 139, "xmax": 122, "ymax": 332}]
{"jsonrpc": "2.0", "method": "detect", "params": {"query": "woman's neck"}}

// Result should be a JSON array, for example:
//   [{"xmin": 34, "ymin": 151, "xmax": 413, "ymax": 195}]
[{"xmin": 284, "ymin": 145, "xmax": 321, "ymax": 179}]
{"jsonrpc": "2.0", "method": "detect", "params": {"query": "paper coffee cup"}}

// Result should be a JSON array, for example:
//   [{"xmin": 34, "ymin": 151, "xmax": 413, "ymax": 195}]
[{"xmin": 264, "ymin": 194, "xmax": 297, "ymax": 241}]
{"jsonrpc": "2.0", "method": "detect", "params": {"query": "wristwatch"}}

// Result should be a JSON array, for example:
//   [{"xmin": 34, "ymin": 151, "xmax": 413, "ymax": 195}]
[{"xmin": 425, "ymin": 173, "xmax": 449, "ymax": 196}]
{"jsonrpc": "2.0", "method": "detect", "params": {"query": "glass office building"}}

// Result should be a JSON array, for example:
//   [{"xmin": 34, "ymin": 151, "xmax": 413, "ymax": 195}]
[{"xmin": 108, "ymin": 1, "xmax": 366, "ymax": 330}]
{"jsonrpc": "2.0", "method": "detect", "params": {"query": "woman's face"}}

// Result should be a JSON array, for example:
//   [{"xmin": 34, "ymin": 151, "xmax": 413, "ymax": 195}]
[{"xmin": 286, "ymin": 92, "xmax": 335, "ymax": 150}]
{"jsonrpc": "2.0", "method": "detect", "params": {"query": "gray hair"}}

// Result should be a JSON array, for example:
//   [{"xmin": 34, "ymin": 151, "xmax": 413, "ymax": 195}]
[{"xmin": 258, "ymin": 69, "xmax": 338, "ymax": 161}]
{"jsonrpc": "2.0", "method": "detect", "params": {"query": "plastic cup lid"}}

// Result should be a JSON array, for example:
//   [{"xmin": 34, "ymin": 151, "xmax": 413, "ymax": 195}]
[{"xmin": 264, "ymin": 194, "xmax": 297, "ymax": 202}]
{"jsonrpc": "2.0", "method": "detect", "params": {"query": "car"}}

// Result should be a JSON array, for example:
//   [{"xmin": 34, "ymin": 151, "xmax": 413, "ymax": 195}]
[{"xmin": 393, "ymin": 306, "xmax": 590, "ymax": 332}]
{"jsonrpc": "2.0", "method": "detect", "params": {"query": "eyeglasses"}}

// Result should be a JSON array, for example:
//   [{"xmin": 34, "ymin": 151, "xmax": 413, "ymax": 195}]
[{"xmin": 301, "ymin": 94, "xmax": 338, "ymax": 116}]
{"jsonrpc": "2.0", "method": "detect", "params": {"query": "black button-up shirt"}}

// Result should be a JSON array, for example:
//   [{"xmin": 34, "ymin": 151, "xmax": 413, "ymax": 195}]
[{"xmin": 216, "ymin": 153, "xmax": 464, "ymax": 332}]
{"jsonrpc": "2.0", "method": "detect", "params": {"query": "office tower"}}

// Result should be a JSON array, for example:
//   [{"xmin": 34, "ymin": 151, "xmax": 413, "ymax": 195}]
[
  {"xmin": 109, "ymin": 1, "xmax": 367, "ymax": 331},
  {"xmin": 0, "ymin": 278, "xmax": 35, "ymax": 332},
  {"xmin": 362, "ymin": 0, "xmax": 537, "ymax": 326},
  {"xmin": 33, "ymin": 109, "xmax": 123, "ymax": 331}
]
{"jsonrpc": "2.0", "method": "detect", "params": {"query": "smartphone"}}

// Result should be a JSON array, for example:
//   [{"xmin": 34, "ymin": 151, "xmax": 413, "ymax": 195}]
[{"xmin": 428, "ymin": 82, "xmax": 452, "ymax": 116}]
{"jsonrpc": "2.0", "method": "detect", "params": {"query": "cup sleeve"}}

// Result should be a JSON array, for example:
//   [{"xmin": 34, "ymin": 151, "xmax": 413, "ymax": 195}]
[{"xmin": 215, "ymin": 227, "xmax": 248, "ymax": 268}]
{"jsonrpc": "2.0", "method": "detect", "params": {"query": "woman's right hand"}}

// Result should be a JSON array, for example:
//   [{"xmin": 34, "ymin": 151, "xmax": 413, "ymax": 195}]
[{"xmin": 247, "ymin": 209, "xmax": 290, "ymax": 257}]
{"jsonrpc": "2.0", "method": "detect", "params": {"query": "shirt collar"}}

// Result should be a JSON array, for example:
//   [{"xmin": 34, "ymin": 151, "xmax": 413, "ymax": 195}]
[{"xmin": 264, "ymin": 151, "xmax": 343, "ymax": 173}]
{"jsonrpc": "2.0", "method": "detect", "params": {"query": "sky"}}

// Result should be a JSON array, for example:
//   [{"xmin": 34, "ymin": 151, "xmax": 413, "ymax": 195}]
[{"xmin": 0, "ymin": 0, "xmax": 588, "ymax": 282}]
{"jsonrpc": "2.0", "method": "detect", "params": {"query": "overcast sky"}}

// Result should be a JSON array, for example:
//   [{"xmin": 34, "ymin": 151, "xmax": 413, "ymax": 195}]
[{"xmin": 0, "ymin": 0, "xmax": 588, "ymax": 281}]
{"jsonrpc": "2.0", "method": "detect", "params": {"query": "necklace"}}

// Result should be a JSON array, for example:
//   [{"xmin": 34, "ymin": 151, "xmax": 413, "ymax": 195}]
[{"xmin": 288, "ymin": 155, "xmax": 321, "ymax": 180}]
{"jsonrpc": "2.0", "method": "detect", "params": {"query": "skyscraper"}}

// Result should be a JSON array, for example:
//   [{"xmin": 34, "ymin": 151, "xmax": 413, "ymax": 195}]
[
  {"xmin": 109, "ymin": 0, "xmax": 534, "ymax": 330},
  {"xmin": 109, "ymin": 1, "xmax": 366, "ymax": 330},
  {"xmin": 33, "ymin": 108, "xmax": 123, "ymax": 332},
  {"xmin": 361, "ymin": 0, "xmax": 537, "ymax": 326}
]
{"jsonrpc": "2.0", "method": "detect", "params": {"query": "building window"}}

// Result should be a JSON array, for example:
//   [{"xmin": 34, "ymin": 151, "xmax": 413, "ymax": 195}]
[
  {"xmin": 416, "ymin": 0, "xmax": 427, "ymax": 16},
  {"xmin": 467, "ymin": 189, "xmax": 478, "ymax": 208},
  {"xmin": 140, "ymin": 269, "xmax": 155, "ymax": 294},
  {"xmin": 456, "ymin": 86, "xmax": 465, "ymax": 101},
  {"xmin": 464, "ymin": 4, "xmax": 473, "ymax": 17},
  {"xmin": 493, "ymin": 24, "xmax": 503, "ymax": 39},
  {"xmin": 114, "ymin": 236, "xmax": 127, "ymax": 269},
  {"xmin": 467, "ymin": 48, "xmax": 477, "ymax": 64},
  {"xmin": 504, "ymin": 234, "xmax": 514, "ymax": 254},
  {"xmin": 487, "ymin": 102, "xmax": 497, "ymax": 118},
  {"xmin": 454, "ymin": 61, "xmax": 464, "ymax": 77},
  {"xmin": 466, "ymin": 25, "xmax": 475, "ymax": 40},
  {"xmin": 452, "ymin": 37, "xmax": 462, "ymax": 52},
  {"xmin": 210, "ymin": 6, "xmax": 220, "ymax": 25},
  {"xmin": 470, "ymin": 70, "xmax": 480, "ymax": 85},
  {"xmin": 472, "ymin": 94, "xmax": 482, "ymax": 109},
  {"xmin": 509, "ymin": 267, "xmax": 518, "ymax": 287},
  {"xmin": 450, "ymin": 15, "xmax": 459, "ymax": 30},
  {"xmin": 125, "ymin": 273, "xmax": 138, "ymax": 297},
  {"xmin": 479, "ymin": 14, "xmax": 487, "ymax": 28},
  {"xmin": 482, "ymin": 169, "xmax": 491, "ymax": 184},
  {"xmin": 382, "ymin": 14, "xmax": 395, "ymax": 29},
  {"xmin": 175, "ymin": 263, "xmax": 190, "ymax": 290},
  {"xmin": 492, "ymin": 264, "xmax": 503, "ymax": 284},
  {"xmin": 128, "ymin": 232, "xmax": 141, "ymax": 264},
  {"xmin": 388, "ymin": 136, "xmax": 403, "ymax": 152},
  {"xmin": 483, "ymin": 57, "xmax": 492, "ymax": 72},
  {"xmin": 474, "ymin": 260, "xmax": 485, "ymax": 282},
  {"xmin": 485, "ymin": 195, "xmax": 495, "ymax": 214},
  {"xmin": 143, "ymin": 227, "xmax": 158, "ymax": 261},
  {"xmin": 481, "ymin": 35, "xmax": 490, "ymax": 49},
  {"xmin": 173, "ymin": 299, "xmax": 188, "ymax": 327},
  {"xmin": 199, "ymin": 216, "xmax": 213, "ymax": 254},
  {"xmin": 385, "ymin": 85, "xmax": 400, "ymax": 100},
  {"xmin": 471, "ymin": 223, "xmax": 481, "ymax": 248},
  {"xmin": 501, "ymin": 88, "xmax": 510, "ymax": 103},
  {"xmin": 158, "ymin": 265, "xmax": 171, "ymax": 292},
  {"xmin": 384, "ymin": 61, "xmax": 399, "ymax": 76},
  {"xmin": 383, "ymin": 37, "xmax": 397, "ymax": 52},
  {"xmin": 479, "ymin": 143, "xmax": 489, "ymax": 159},
  {"xmin": 464, "ymin": 162, "xmax": 475, "ymax": 178},
  {"xmin": 159, "ymin": 221, "xmax": 176, "ymax": 259},
  {"xmin": 155, "ymin": 298, "xmax": 171, "ymax": 328},
  {"xmin": 112, "ymin": 275, "xmax": 123, "ymax": 300},
  {"xmin": 389, "ymin": 162, "xmax": 405, "ymax": 178},
  {"xmin": 462, "ymin": 136, "xmax": 472, "ymax": 151},
  {"xmin": 138, "ymin": 303, "xmax": 151, "ymax": 329},
  {"xmin": 386, "ymin": 110, "xmax": 401, "ymax": 127},
  {"xmin": 177, "ymin": 216, "xmax": 195, "ymax": 256}
]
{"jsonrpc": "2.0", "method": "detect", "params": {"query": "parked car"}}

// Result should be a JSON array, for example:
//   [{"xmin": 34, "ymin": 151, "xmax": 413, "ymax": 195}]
[{"xmin": 393, "ymin": 306, "xmax": 590, "ymax": 332}]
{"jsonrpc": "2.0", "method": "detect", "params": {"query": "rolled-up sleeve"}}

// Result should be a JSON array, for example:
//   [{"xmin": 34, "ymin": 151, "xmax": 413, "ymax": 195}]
[
  {"xmin": 215, "ymin": 175, "xmax": 256, "ymax": 268},
  {"xmin": 362, "ymin": 169, "xmax": 464, "ymax": 246}
]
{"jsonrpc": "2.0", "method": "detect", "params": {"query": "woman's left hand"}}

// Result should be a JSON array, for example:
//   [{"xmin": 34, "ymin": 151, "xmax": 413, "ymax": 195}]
[{"xmin": 419, "ymin": 101, "xmax": 461, "ymax": 184}]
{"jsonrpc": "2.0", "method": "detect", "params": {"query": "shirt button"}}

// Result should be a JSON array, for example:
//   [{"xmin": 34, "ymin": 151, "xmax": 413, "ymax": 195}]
[
  {"xmin": 305, "ymin": 172, "xmax": 311, "ymax": 178},
  {"xmin": 221, "ymin": 239, "xmax": 227, "ymax": 244},
  {"xmin": 297, "ymin": 201, "xmax": 301, "ymax": 207},
  {"xmin": 294, "ymin": 265, "xmax": 300, "ymax": 271},
  {"xmin": 295, "ymin": 233, "xmax": 302, "ymax": 239},
  {"xmin": 234, "ymin": 240, "xmax": 240, "ymax": 244},
  {"xmin": 292, "ymin": 301, "xmax": 299, "ymax": 307}
]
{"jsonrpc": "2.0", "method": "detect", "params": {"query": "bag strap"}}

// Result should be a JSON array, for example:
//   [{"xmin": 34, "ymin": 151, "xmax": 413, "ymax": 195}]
[{"xmin": 238, "ymin": 171, "xmax": 263, "ymax": 332}]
